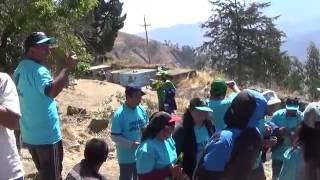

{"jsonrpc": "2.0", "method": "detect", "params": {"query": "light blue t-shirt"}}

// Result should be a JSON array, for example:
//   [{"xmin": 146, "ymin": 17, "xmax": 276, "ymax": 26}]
[
  {"xmin": 278, "ymin": 147, "xmax": 304, "ymax": 180},
  {"xmin": 194, "ymin": 125, "xmax": 210, "ymax": 161},
  {"xmin": 111, "ymin": 104, "xmax": 148, "ymax": 164},
  {"xmin": 203, "ymin": 128, "xmax": 242, "ymax": 171},
  {"xmin": 271, "ymin": 109, "xmax": 302, "ymax": 161},
  {"xmin": 208, "ymin": 92, "xmax": 237, "ymax": 131},
  {"xmin": 136, "ymin": 137, "xmax": 177, "ymax": 174},
  {"xmin": 13, "ymin": 59, "xmax": 61, "ymax": 145}
]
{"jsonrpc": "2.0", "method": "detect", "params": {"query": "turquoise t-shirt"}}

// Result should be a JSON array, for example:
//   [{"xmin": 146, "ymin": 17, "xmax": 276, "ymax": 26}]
[
  {"xmin": 13, "ymin": 59, "xmax": 61, "ymax": 145},
  {"xmin": 194, "ymin": 125, "xmax": 210, "ymax": 161},
  {"xmin": 136, "ymin": 137, "xmax": 177, "ymax": 174},
  {"xmin": 208, "ymin": 93, "xmax": 237, "ymax": 131},
  {"xmin": 278, "ymin": 147, "xmax": 304, "ymax": 180},
  {"xmin": 111, "ymin": 104, "xmax": 148, "ymax": 164},
  {"xmin": 271, "ymin": 109, "xmax": 302, "ymax": 161}
]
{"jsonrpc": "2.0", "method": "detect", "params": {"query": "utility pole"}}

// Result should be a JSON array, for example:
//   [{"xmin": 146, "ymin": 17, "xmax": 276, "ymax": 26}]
[{"xmin": 141, "ymin": 15, "xmax": 151, "ymax": 64}]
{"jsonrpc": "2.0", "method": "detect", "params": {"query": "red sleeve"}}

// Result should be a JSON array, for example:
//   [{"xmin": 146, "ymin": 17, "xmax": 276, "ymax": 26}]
[{"xmin": 138, "ymin": 167, "xmax": 171, "ymax": 180}]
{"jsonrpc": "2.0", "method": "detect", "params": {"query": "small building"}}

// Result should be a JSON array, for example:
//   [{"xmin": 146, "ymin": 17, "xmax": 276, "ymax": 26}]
[
  {"xmin": 87, "ymin": 65, "xmax": 111, "ymax": 78},
  {"xmin": 110, "ymin": 69, "xmax": 130, "ymax": 83},
  {"xmin": 119, "ymin": 69, "xmax": 157, "ymax": 87},
  {"xmin": 167, "ymin": 69, "xmax": 197, "ymax": 83}
]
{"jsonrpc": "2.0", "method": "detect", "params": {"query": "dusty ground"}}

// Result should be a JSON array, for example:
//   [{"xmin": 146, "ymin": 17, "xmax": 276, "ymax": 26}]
[{"xmin": 21, "ymin": 79, "xmax": 273, "ymax": 180}]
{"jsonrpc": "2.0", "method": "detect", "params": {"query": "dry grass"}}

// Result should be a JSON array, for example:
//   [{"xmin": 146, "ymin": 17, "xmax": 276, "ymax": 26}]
[{"xmin": 178, "ymin": 71, "xmax": 225, "ymax": 89}]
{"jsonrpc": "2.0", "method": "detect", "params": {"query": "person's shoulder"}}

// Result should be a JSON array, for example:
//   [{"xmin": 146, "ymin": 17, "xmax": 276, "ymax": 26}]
[
  {"xmin": 0, "ymin": 73, "xmax": 15, "ymax": 89},
  {"xmin": 283, "ymin": 147, "xmax": 303, "ymax": 162},
  {"xmin": 273, "ymin": 108, "xmax": 286, "ymax": 116},
  {"xmin": 0, "ymin": 72, "xmax": 11, "ymax": 81},
  {"xmin": 66, "ymin": 163, "xmax": 81, "ymax": 180},
  {"xmin": 217, "ymin": 129, "xmax": 241, "ymax": 144},
  {"xmin": 114, "ymin": 105, "xmax": 125, "ymax": 114},
  {"xmin": 112, "ymin": 105, "xmax": 125, "ymax": 119},
  {"xmin": 138, "ymin": 139, "xmax": 155, "ymax": 153},
  {"xmin": 137, "ymin": 104, "xmax": 147, "ymax": 111}
]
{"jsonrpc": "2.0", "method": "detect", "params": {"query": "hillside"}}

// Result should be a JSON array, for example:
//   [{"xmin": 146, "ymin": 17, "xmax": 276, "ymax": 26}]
[{"xmin": 105, "ymin": 32, "xmax": 194, "ymax": 67}]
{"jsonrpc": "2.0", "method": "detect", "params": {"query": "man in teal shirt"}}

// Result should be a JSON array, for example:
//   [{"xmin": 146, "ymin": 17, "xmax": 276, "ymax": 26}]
[
  {"xmin": 13, "ymin": 32, "xmax": 77, "ymax": 179},
  {"xmin": 111, "ymin": 86, "xmax": 148, "ymax": 180},
  {"xmin": 208, "ymin": 79, "xmax": 240, "ymax": 131},
  {"xmin": 270, "ymin": 98, "xmax": 303, "ymax": 180}
]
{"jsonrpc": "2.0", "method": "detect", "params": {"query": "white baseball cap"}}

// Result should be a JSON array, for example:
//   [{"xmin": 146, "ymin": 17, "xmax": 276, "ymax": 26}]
[{"xmin": 303, "ymin": 102, "xmax": 320, "ymax": 129}]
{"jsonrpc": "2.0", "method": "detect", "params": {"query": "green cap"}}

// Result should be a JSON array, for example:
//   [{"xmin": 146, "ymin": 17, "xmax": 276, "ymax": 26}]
[
  {"xmin": 211, "ymin": 79, "xmax": 227, "ymax": 95},
  {"xmin": 156, "ymin": 70, "xmax": 169, "ymax": 77}
]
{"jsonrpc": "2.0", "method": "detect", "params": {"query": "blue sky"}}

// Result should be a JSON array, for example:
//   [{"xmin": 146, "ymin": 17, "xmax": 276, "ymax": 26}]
[{"xmin": 121, "ymin": 0, "xmax": 320, "ymax": 34}]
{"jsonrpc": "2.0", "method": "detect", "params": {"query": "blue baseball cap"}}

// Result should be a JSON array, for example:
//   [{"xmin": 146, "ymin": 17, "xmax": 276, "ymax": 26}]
[
  {"xmin": 125, "ymin": 85, "xmax": 146, "ymax": 96},
  {"xmin": 286, "ymin": 98, "xmax": 299, "ymax": 111},
  {"xmin": 24, "ymin": 32, "xmax": 56, "ymax": 52}
]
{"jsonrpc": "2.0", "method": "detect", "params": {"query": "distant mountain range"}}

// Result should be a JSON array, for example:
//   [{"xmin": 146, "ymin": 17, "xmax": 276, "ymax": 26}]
[{"xmin": 137, "ymin": 21, "xmax": 320, "ymax": 61}]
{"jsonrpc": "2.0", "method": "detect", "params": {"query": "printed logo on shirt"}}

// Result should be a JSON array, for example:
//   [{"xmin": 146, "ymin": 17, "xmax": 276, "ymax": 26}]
[{"xmin": 129, "ymin": 119, "xmax": 146, "ymax": 131}]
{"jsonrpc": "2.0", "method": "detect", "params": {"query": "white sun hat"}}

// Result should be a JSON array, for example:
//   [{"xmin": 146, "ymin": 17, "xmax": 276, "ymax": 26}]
[{"xmin": 262, "ymin": 90, "xmax": 281, "ymax": 106}]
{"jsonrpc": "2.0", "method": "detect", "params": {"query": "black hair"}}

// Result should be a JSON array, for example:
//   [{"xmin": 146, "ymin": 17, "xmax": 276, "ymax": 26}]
[
  {"xmin": 141, "ymin": 111, "xmax": 172, "ymax": 142},
  {"xmin": 210, "ymin": 90, "xmax": 226, "ymax": 98},
  {"xmin": 84, "ymin": 138, "xmax": 109, "ymax": 166},
  {"xmin": 298, "ymin": 122, "xmax": 320, "ymax": 179},
  {"xmin": 224, "ymin": 128, "xmax": 263, "ymax": 179},
  {"xmin": 224, "ymin": 91, "xmax": 256, "ymax": 129}
]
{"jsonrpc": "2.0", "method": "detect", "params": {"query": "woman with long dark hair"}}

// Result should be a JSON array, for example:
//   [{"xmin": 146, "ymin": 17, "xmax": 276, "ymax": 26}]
[
  {"xmin": 193, "ymin": 90, "xmax": 267, "ymax": 180},
  {"xmin": 135, "ymin": 111, "xmax": 188, "ymax": 180},
  {"xmin": 172, "ymin": 98, "xmax": 214, "ymax": 178},
  {"xmin": 278, "ymin": 102, "xmax": 320, "ymax": 180}
]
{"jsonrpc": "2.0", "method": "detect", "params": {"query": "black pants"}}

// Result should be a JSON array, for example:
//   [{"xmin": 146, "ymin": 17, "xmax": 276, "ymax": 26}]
[
  {"xmin": 119, "ymin": 163, "xmax": 137, "ymax": 180},
  {"xmin": 26, "ymin": 140, "xmax": 64, "ymax": 180},
  {"xmin": 250, "ymin": 165, "xmax": 266, "ymax": 180},
  {"xmin": 272, "ymin": 160, "xmax": 283, "ymax": 180}
]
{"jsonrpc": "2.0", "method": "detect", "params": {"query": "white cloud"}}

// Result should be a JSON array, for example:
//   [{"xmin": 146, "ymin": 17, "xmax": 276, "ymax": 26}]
[{"xmin": 121, "ymin": 0, "xmax": 211, "ymax": 34}]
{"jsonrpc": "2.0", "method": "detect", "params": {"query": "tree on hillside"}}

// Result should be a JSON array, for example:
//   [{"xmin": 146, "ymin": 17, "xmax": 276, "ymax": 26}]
[
  {"xmin": 305, "ymin": 42, "xmax": 320, "ymax": 99},
  {"xmin": 75, "ymin": 0, "xmax": 126, "ymax": 62},
  {"xmin": 0, "ymin": 0, "xmax": 98, "ymax": 75},
  {"xmin": 283, "ymin": 56, "xmax": 305, "ymax": 94},
  {"xmin": 201, "ymin": 0, "xmax": 285, "ymax": 84}
]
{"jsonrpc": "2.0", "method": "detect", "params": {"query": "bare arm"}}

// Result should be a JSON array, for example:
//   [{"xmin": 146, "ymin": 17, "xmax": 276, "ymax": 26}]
[
  {"xmin": 227, "ymin": 80, "xmax": 241, "ymax": 93},
  {"xmin": 47, "ymin": 68, "xmax": 70, "ymax": 98},
  {"xmin": 47, "ymin": 52, "xmax": 77, "ymax": 98},
  {"xmin": 111, "ymin": 134, "xmax": 139, "ymax": 148}
]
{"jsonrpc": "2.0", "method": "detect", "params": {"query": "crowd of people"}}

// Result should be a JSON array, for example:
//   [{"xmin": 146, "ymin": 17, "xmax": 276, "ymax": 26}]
[{"xmin": 1, "ymin": 32, "xmax": 320, "ymax": 180}]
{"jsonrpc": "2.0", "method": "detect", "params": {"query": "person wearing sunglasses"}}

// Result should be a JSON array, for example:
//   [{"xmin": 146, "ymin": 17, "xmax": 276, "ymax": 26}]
[{"xmin": 136, "ymin": 112, "xmax": 188, "ymax": 180}]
